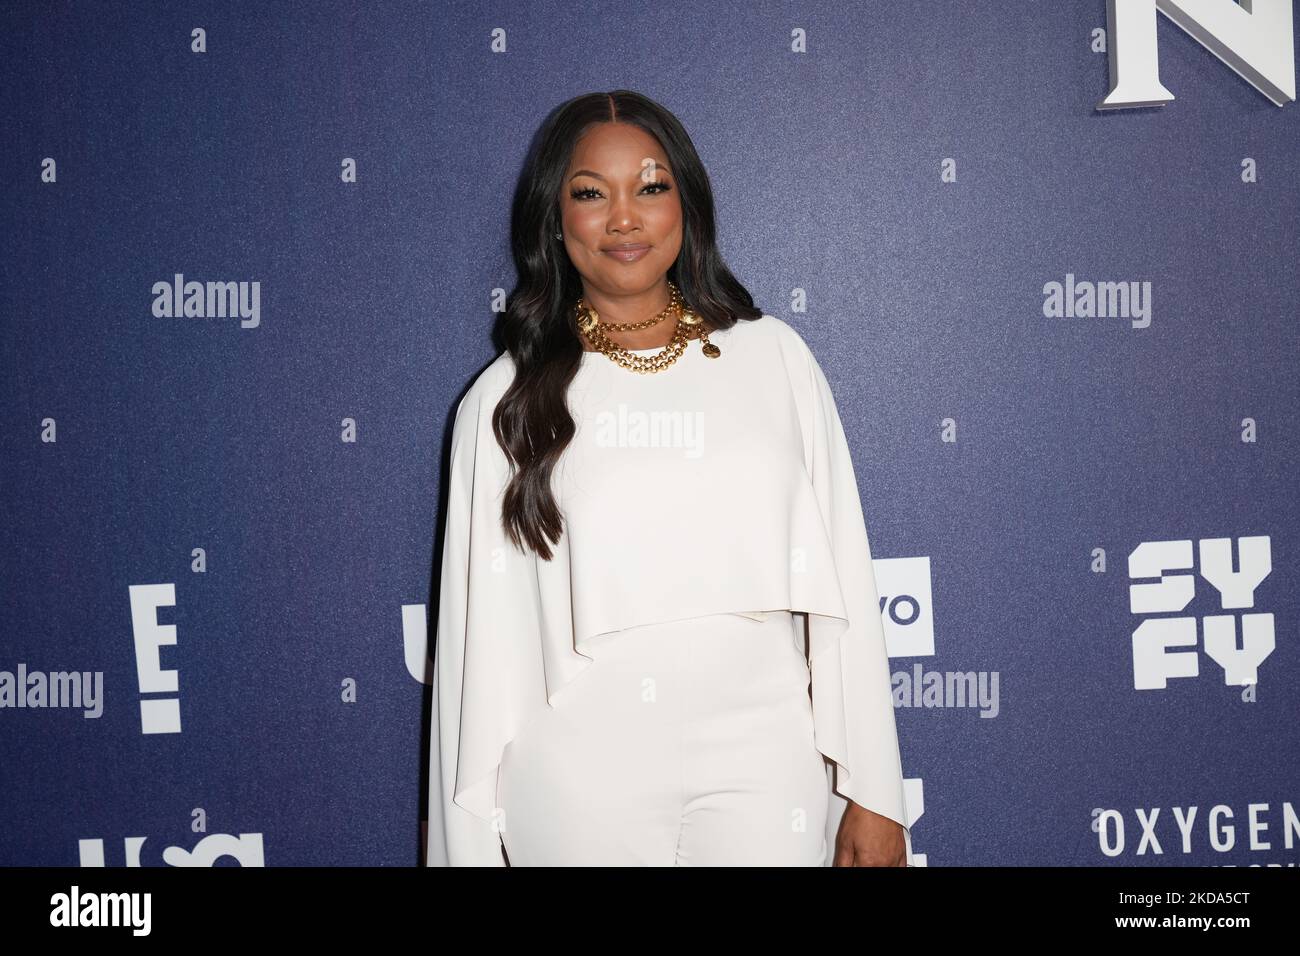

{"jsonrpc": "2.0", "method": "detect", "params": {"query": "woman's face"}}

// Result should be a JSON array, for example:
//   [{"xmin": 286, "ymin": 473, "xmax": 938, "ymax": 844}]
[{"xmin": 559, "ymin": 122, "xmax": 683, "ymax": 303}]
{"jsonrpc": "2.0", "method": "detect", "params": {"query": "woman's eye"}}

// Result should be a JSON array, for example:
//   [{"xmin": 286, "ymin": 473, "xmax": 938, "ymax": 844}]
[{"xmin": 570, "ymin": 181, "xmax": 671, "ymax": 201}]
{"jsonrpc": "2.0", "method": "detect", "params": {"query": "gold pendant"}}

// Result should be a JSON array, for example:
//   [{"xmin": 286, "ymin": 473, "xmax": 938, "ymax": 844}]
[{"xmin": 702, "ymin": 342, "xmax": 721, "ymax": 358}]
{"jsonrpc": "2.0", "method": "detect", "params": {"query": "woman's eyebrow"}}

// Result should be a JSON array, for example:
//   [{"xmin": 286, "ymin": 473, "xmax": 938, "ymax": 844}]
[{"xmin": 568, "ymin": 162, "xmax": 673, "ymax": 182}]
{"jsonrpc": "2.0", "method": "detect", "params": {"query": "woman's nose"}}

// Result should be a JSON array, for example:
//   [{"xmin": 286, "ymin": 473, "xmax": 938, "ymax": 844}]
[{"xmin": 605, "ymin": 190, "xmax": 639, "ymax": 230}]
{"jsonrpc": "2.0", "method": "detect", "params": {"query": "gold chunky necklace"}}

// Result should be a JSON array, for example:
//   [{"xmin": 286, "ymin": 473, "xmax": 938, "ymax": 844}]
[{"xmin": 575, "ymin": 281, "xmax": 721, "ymax": 373}]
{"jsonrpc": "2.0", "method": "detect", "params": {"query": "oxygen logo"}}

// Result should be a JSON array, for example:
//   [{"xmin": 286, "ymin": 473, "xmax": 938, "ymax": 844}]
[
  {"xmin": 1128, "ymin": 536, "xmax": 1275, "ymax": 691},
  {"xmin": 1092, "ymin": 801, "xmax": 1299, "ymax": 861}
]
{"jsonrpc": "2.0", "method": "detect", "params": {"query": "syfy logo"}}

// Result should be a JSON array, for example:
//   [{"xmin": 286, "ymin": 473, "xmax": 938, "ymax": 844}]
[
  {"xmin": 1099, "ymin": 0, "xmax": 1296, "ymax": 109},
  {"xmin": 1128, "ymin": 536, "xmax": 1275, "ymax": 691}
]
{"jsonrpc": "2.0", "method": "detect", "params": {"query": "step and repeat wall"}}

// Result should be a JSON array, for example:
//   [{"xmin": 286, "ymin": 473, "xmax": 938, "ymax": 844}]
[{"xmin": 2, "ymin": 1, "xmax": 1296, "ymax": 866}]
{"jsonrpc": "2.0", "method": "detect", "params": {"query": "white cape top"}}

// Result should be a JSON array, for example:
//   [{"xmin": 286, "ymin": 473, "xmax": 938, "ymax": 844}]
[{"xmin": 427, "ymin": 313, "xmax": 910, "ymax": 866}]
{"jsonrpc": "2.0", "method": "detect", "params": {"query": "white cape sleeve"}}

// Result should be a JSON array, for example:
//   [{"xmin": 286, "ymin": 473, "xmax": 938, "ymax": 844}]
[
  {"xmin": 798, "ymin": 343, "xmax": 913, "ymax": 864},
  {"xmin": 426, "ymin": 375, "xmax": 541, "ymax": 867}
]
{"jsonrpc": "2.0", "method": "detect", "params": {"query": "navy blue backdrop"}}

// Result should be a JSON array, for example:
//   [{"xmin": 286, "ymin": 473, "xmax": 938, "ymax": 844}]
[{"xmin": 2, "ymin": 0, "xmax": 1296, "ymax": 866}]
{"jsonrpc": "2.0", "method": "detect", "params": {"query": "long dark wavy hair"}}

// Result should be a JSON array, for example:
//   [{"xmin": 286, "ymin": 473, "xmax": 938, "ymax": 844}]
[{"xmin": 495, "ymin": 90, "xmax": 761, "ymax": 561}]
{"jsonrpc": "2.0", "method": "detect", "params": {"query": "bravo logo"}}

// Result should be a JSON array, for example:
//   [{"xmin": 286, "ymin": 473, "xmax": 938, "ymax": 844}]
[
  {"xmin": 1128, "ymin": 536, "xmax": 1275, "ymax": 691},
  {"xmin": 1099, "ymin": 0, "xmax": 1296, "ymax": 109}
]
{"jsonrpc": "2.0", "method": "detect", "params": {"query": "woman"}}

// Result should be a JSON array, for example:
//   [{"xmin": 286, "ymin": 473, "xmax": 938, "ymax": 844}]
[{"xmin": 427, "ymin": 90, "xmax": 910, "ymax": 867}]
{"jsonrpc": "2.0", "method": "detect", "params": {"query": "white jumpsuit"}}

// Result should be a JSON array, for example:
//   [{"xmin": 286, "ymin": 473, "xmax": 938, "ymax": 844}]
[
  {"xmin": 497, "ymin": 609, "xmax": 828, "ymax": 865},
  {"xmin": 427, "ymin": 314, "xmax": 911, "ymax": 866}
]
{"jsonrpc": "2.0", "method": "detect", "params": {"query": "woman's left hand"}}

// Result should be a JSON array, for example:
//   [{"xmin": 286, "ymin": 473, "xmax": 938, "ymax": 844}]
[{"xmin": 832, "ymin": 801, "xmax": 907, "ymax": 867}]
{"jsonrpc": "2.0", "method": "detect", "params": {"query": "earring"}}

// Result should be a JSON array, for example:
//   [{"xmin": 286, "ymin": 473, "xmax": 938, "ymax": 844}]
[{"xmin": 554, "ymin": 231, "xmax": 562, "ymax": 239}]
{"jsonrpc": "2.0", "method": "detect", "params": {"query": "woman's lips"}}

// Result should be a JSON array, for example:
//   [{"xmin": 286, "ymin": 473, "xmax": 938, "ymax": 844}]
[{"xmin": 603, "ymin": 244, "xmax": 651, "ymax": 262}]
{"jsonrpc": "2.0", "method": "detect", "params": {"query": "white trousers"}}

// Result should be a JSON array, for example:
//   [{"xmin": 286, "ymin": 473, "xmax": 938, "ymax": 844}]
[{"xmin": 496, "ymin": 611, "xmax": 829, "ymax": 866}]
